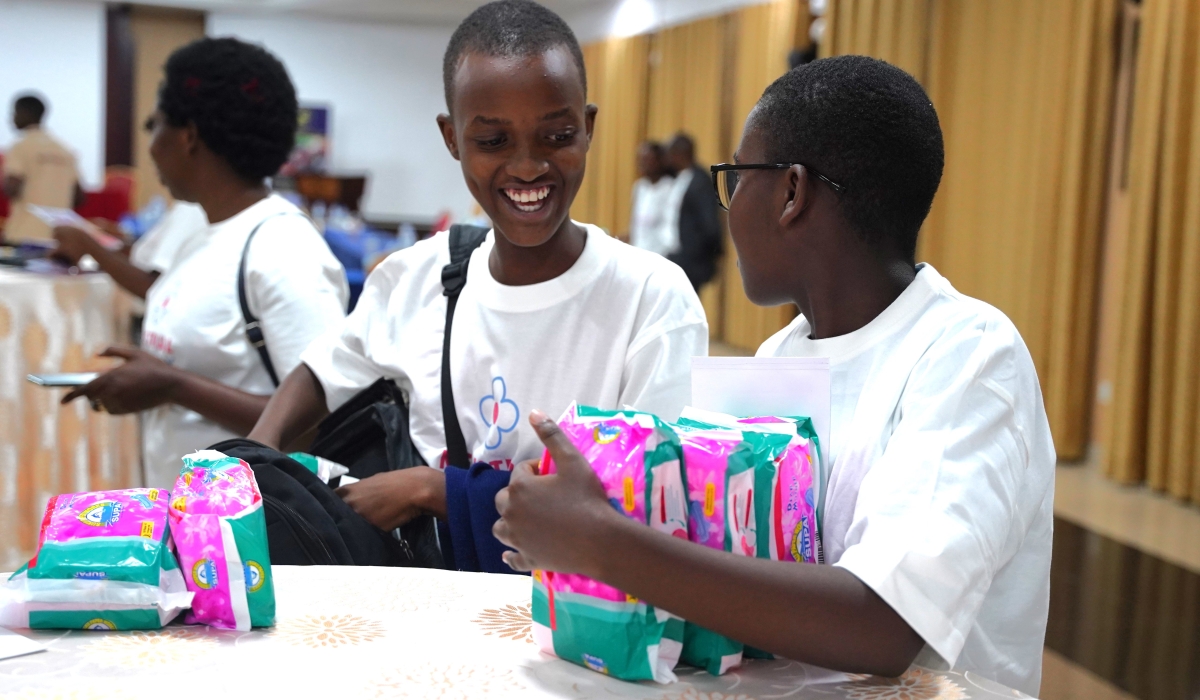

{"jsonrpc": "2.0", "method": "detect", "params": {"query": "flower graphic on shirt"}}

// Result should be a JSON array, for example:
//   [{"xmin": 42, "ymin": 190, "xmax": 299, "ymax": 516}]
[{"xmin": 478, "ymin": 377, "xmax": 519, "ymax": 450}]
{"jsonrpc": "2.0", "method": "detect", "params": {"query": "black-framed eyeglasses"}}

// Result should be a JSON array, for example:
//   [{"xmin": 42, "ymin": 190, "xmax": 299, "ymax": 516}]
[{"xmin": 710, "ymin": 163, "xmax": 846, "ymax": 211}]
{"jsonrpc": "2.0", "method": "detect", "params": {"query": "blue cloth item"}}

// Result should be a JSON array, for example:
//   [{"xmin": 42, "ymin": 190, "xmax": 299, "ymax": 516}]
[{"xmin": 443, "ymin": 463, "xmax": 517, "ymax": 574}]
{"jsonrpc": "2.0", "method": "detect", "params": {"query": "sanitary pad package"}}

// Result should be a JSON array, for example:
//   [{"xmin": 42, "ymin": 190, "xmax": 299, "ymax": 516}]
[
  {"xmin": 676, "ymin": 410, "xmax": 822, "ymax": 663},
  {"xmin": 169, "ymin": 450, "xmax": 274, "ymax": 630},
  {"xmin": 532, "ymin": 404, "xmax": 688, "ymax": 683},
  {"xmin": 0, "ymin": 488, "xmax": 192, "ymax": 630},
  {"xmin": 674, "ymin": 427, "xmax": 750, "ymax": 675}
]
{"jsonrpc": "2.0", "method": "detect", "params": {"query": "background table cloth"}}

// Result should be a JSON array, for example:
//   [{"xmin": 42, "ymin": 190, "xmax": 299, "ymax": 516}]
[
  {"xmin": 0, "ymin": 565, "xmax": 1035, "ymax": 700},
  {"xmin": 0, "ymin": 269, "xmax": 140, "ymax": 572}
]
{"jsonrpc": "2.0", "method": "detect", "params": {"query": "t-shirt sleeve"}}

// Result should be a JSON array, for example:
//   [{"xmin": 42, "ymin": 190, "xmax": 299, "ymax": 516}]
[
  {"xmin": 618, "ymin": 266, "xmax": 709, "ymax": 422},
  {"xmin": 299, "ymin": 255, "xmax": 400, "ymax": 411},
  {"xmin": 246, "ymin": 217, "xmax": 349, "ymax": 389},
  {"xmin": 832, "ymin": 330, "xmax": 1040, "ymax": 668},
  {"xmin": 130, "ymin": 203, "xmax": 205, "ymax": 273}
]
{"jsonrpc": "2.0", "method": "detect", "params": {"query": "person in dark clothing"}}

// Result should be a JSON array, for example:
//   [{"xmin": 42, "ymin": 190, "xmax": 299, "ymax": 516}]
[{"xmin": 665, "ymin": 133, "xmax": 722, "ymax": 290}]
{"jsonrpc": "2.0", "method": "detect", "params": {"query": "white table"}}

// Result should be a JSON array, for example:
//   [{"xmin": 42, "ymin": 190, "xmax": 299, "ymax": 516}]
[
  {"xmin": 0, "ymin": 269, "xmax": 140, "ymax": 571},
  {"xmin": 0, "ymin": 566, "xmax": 1034, "ymax": 699}
]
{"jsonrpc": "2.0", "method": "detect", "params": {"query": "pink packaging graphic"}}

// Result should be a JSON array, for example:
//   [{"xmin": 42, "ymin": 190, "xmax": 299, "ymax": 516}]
[{"xmin": 169, "ymin": 450, "xmax": 274, "ymax": 630}]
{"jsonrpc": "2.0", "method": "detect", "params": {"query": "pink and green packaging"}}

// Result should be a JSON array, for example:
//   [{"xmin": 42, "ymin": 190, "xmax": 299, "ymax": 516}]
[
  {"xmin": 169, "ymin": 450, "xmax": 274, "ymax": 630},
  {"xmin": 531, "ymin": 404, "xmax": 687, "ymax": 683},
  {"xmin": 675, "ymin": 410, "xmax": 822, "ymax": 665},
  {"xmin": 0, "ymin": 488, "xmax": 192, "ymax": 630},
  {"xmin": 674, "ymin": 427, "xmax": 749, "ymax": 675}
]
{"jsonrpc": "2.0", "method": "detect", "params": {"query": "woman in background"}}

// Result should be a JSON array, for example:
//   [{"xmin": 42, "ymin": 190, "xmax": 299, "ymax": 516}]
[
  {"xmin": 64, "ymin": 37, "xmax": 348, "ymax": 488},
  {"xmin": 627, "ymin": 140, "xmax": 676, "ymax": 255}
]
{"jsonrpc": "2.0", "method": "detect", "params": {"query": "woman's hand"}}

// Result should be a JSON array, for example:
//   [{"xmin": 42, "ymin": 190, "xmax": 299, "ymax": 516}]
[
  {"xmin": 61, "ymin": 346, "xmax": 181, "ymax": 414},
  {"xmin": 493, "ymin": 410, "xmax": 617, "ymax": 575},
  {"xmin": 336, "ymin": 466, "xmax": 447, "ymax": 531},
  {"xmin": 52, "ymin": 226, "xmax": 98, "ymax": 264}
]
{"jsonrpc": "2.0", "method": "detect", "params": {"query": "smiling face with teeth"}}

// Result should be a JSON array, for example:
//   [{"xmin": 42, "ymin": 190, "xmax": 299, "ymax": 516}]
[{"xmin": 438, "ymin": 46, "xmax": 597, "ymax": 284}]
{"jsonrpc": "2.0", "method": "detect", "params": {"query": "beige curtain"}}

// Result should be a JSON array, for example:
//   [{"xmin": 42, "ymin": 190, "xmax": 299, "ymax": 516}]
[
  {"xmin": 720, "ymin": 0, "xmax": 803, "ymax": 351},
  {"xmin": 825, "ymin": 0, "xmax": 1119, "ymax": 461},
  {"xmin": 571, "ymin": 36, "xmax": 651, "ymax": 237},
  {"xmin": 821, "ymin": 0, "xmax": 931, "ymax": 79},
  {"xmin": 644, "ymin": 16, "xmax": 731, "ymax": 337},
  {"xmin": 1105, "ymin": 0, "xmax": 1200, "ymax": 501}
]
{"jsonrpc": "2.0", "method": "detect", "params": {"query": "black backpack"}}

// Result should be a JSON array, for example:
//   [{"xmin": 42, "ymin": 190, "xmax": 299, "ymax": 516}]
[{"xmin": 218, "ymin": 224, "xmax": 490, "ymax": 567}]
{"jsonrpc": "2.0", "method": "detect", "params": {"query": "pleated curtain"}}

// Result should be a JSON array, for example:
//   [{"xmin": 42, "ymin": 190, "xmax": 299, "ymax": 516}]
[
  {"xmin": 645, "ymin": 16, "xmax": 731, "ymax": 339},
  {"xmin": 719, "ymin": 0, "xmax": 804, "ymax": 351},
  {"xmin": 571, "ymin": 35, "xmax": 651, "ymax": 238},
  {"xmin": 1104, "ymin": 0, "xmax": 1200, "ymax": 501},
  {"xmin": 824, "ymin": 0, "xmax": 1120, "ymax": 461}
]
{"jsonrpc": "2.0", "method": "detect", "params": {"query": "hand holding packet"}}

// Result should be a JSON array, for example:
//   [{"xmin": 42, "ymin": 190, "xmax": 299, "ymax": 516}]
[{"xmin": 532, "ymin": 404, "xmax": 688, "ymax": 683}]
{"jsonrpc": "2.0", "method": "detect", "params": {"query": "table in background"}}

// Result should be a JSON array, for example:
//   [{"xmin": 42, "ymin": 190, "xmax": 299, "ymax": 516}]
[
  {"xmin": 0, "ymin": 269, "xmax": 140, "ymax": 571},
  {"xmin": 0, "ymin": 566, "xmax": 1034, "ymax": 700}
]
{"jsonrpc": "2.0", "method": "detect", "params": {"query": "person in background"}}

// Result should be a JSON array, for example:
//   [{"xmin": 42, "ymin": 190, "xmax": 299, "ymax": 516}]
[
  {"xmin": 2, "ymin": 94, "xmax": 84, "ymax": 243},
  {"xmin": 627, "ymin": 140, "xmax": 675, "ymax": 254},
  {"xmin": 62, "ymin": 38, "xmax": 348, "ymax": 488},
  {"xmin": 665, "ymin": 133, "xmax": 721, "ymax": 290},
  {"xmin": 54, "ymin": 200, "xmax": 209, "ymax": 299}
]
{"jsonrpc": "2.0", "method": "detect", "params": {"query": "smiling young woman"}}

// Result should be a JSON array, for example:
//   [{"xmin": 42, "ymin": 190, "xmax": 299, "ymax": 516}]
[{"xmin": 247, "ymin": 0, "xmax": 708, "ymax": 574}]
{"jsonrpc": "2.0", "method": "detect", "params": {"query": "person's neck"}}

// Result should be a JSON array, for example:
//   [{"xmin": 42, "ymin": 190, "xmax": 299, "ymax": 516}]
[
  {"xmin": 488, "ymin": 219, "xmax": 587, "ymax": 286},
  {"xmin": 793, "ymin": 249, "xmax": 916, "ymax": 341},
  {"xmin": 194, "ymin": 180, "xmax": 270, "ymax": 225}
]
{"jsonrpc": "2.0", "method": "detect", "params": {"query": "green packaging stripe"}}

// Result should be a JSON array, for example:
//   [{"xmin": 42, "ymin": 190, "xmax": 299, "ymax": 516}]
[
  {"xmin": 30, "ymin": 609, "xmax": 162, "ymax": 631},
  {"xmin": 27, "ymin": 536, "xmax": 164, "ymax": 585},
  {"xmin": 533, "ymin": 584, "xmax": 669, "ymax": 681},
  {"xmin": 683, "ymin": 624, "xmax": 744, "ymax": 675},
  {"xmin": 228, "ymin": 505, "xmax": 275, "ymax": 627}
]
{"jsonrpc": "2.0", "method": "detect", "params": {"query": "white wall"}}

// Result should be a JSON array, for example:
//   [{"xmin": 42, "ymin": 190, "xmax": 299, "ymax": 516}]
[
  {"xmin": 0, "ymin": 0, "xmax": 105, "ymax": 188},
  {"xmin": 207, "ymin": 12, "xmax": 476, "ymax": 223}
]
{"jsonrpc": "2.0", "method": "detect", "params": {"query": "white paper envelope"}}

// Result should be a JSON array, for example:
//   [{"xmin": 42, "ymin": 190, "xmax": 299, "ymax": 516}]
[{"xmin": 690, "ymin": 356, "xmax": 832, "ymax": 458}]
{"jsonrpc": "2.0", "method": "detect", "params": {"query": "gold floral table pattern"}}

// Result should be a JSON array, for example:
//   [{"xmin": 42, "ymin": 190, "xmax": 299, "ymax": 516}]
[
  {"xmin": 0, "ymin": 566, "xmax": 1035, "ymax": 700},
  {"xmin": 0, "ymin": 270, "xmax": 139, "ymax": 572}
]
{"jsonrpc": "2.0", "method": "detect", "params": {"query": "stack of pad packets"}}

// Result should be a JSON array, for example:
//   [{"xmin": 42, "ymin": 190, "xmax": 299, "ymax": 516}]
[
  {"xmin": 533, "ymin": 404, "xmax": 822, "ymax": 683},
  {"xmin": 0, "ymin": 450, "xmax": 274, "ymax": 632}
]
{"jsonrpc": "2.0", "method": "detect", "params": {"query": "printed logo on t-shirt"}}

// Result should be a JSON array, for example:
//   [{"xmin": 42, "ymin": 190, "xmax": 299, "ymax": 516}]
[{"xmin": 478, "ymin": 376, "xmax": 520, "ymax": 450}]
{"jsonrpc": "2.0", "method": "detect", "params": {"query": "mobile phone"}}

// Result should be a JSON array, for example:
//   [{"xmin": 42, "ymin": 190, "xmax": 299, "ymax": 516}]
[{"xmin": 26, "ymin": 373, "xmax": 99, "ymax": 388}]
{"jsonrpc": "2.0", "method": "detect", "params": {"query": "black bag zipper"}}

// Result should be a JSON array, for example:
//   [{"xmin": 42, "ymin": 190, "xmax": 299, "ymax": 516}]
[{"xmin": 264, "ymin": 495, "xmax": 338, "ymax": 565}]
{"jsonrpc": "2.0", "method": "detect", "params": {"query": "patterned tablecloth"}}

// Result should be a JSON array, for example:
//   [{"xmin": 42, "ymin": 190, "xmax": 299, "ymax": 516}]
[
  {"xmin": 0, "ymin": 566, "xmax": 1033, "ymax": 700},
  {"xmin": 0, "ymin": 270, "xmax": 140, "ymax": 572}
]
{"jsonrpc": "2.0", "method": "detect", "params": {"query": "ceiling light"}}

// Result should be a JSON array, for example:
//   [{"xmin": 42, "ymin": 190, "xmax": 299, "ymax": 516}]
[{"xmin": 612, "ymin": 0, "xmax": 656, "ymax": 38}]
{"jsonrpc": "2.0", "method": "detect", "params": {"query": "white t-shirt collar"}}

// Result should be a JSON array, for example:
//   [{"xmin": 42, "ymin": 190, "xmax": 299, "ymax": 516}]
[
  {"xmin": 467, "ymin": 223, "xmax": 609, "ymax": 313},
  {"xmin": 785, "ymin": 263, "xmax": 940, "ymax": 363}
]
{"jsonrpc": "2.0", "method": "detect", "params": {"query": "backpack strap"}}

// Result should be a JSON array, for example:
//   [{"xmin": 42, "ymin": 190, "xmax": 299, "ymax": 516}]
[
  {"xmin": 440, "ymin": 224, "xmax": 491, "ymax": 468},
  {"xmin": 238, "ymin": 212, "xmax": 298, "ymax": 388}
]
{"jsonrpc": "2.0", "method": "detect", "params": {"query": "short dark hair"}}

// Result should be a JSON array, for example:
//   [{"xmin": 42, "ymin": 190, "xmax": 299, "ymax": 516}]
[
  {"xmin": 14, "ymin": 94, "xmax": 46, "ymax": 122},
  {"xmin": 158, "ymin": 37, "xmax": 298, "ymax": 182},
  {"xmin": 667, "ymin": 133, "xmax": 695, "ymax": 160},
  {"xmin": 443, "ymin": 0, "xmax": 586, "ymax": 110},
  {"xmin": 753, "ymin": 55, "xmax": 944, "ymax": 260},
  {"xmin": 641, "ymin": 140, "xmax": 665, "ymax": 158}
]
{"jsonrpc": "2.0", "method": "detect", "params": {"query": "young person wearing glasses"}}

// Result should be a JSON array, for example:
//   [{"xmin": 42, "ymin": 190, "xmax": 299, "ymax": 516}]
[{"xmin": 494, "ymin": 56, "xmax": 1054, "ymax": 696}]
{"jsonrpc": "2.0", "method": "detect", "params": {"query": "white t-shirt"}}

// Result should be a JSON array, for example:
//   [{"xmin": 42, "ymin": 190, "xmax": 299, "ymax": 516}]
[
  {"xmin": 130, "ymin": 201, "xmax": 208, "ymax": 274},
  {"xmin": 757, "ymin": 264, "xmax": 1054, "ymax": 696},
  {"xmin": 141, "ymin": 195, "xmax": 348, "ymax": 487},
  {"xmin": 629, "ymin": 176, "xmax": 677, "ymax": 256},
  {"xmin": 302, "ymin": 224, "xmax": 708, "ymax": 470}
]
